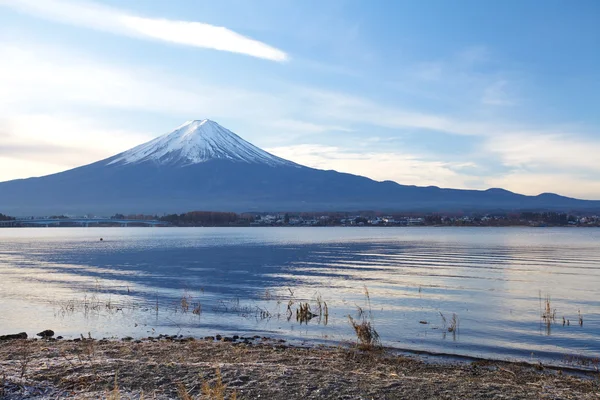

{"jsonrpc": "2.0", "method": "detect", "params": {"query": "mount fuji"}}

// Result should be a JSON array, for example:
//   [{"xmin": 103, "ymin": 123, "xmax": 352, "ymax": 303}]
[{"xmin": 1, "ymin": 119, "xmax": 599, "ymax": 215}]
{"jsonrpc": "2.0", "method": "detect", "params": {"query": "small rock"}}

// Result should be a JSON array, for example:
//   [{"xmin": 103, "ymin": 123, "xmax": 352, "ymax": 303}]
[
  {"xmin": 204, "ymin": 336, "xmax": 215, "ymax": 341},
  {"xmin": 232, "ymin": 335, "xmax": 240, "ymax": 340},
  {"xmin": 56, "ymin": 336, "xmax": 63, "ymax": 340},
  {"xmin": 222, "ymin": 337, "xmax": 233, "ymax": 342},
  {"xmin": 36, "ymin": 330, "xmax": 55, "ymax": 338},
  {"xmin": 122, "ymin": 336, "xmax": 133, "ymax": 341},
  {"xmin": 216, "ymin": 334, "xmax": 222, "ymax": 341},
  {"xmin": 0, "ymin": 332, "xmax": 27, "ymax": 340}
]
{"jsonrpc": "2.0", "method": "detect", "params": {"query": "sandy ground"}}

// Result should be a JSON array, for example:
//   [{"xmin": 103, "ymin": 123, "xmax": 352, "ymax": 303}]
[{"xmin": 1, "ymin": 336, "xmax": 599, "ymax": 399}]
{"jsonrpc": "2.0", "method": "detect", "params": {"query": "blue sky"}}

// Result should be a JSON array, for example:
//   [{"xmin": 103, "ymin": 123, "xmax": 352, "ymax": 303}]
[{"xmin": 1, "ymin": 0, "xmax": 599, "ymax": 198}]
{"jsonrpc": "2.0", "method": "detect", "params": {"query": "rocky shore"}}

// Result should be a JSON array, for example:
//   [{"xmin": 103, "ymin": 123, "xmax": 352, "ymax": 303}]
[{"xmin": 1, "ymin": 335, "xmax": 599, "ymax": 399}]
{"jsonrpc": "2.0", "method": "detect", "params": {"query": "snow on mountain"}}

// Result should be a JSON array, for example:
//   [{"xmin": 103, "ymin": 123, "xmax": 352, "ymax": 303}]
[{"xmin": 108, "ymin": 119, "xmax": 297, "ymax": 167}]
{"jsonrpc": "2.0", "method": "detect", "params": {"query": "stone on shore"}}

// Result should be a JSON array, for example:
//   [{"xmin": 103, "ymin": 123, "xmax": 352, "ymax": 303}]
[
  {"xmin": 36, "ymin": 329, "xmax": 55, "ymax": 338},
  {"xmin": 0, "ymin": 332, "xmax": 27, "ymax": 340}
]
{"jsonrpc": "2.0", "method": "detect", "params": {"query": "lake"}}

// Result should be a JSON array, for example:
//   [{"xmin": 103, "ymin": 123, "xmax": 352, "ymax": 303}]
[{"xmin": 0, "ymin": 227, "xmax": 598, "ymax": 369}]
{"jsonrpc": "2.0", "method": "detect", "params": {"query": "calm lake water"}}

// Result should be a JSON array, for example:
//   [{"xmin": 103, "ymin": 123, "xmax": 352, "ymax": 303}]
[{"xmin": 1, "ymin": 227, "xmax": 599, "ymax": 368}]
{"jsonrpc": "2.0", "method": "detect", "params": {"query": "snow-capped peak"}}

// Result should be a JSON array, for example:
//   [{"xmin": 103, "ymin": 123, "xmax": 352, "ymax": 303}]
[{"xmin": 108, "ymin": 119, "xmax": 296, "ymax": 167}]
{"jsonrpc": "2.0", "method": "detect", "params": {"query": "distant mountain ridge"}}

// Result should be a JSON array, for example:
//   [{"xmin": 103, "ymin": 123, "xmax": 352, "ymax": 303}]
[{"xmin": 1, "ymin": 119, "xmax": 599, "ymax": 216}]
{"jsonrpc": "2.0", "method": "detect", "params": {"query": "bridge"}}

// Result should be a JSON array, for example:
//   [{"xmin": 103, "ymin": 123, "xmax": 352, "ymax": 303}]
[{"xmin": 0, "ymin": 218, "xmax": 169, "ymax": 227}]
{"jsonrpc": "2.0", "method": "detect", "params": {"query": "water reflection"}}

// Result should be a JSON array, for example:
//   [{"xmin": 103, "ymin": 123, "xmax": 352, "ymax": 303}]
[{"xmin": 0, "ymin": 227, "xmax": 598, "ymax": 369}]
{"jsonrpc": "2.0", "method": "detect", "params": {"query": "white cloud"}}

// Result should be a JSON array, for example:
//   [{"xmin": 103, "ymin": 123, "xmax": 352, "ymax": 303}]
[
  {"xmin": 484, "ymin": 132, "xmax": 600, "ymax": 172},
  {"xmin": 266, "ymin": 144, "xmax": 482, "ymax": 189},
  {"xmin": 0, "ymin": 114, "xmax": 150, "ymax": 180},
  {"xmin": 0, "ymin": 43, "xmax": 286, "ymax": 119},
  {"xmin": 294, "ymin": 87, "xmax": 497, "ymax": 136},
  {"xmin": 0, "ymin": 0, "xmax": 288, "ymax": 62}
]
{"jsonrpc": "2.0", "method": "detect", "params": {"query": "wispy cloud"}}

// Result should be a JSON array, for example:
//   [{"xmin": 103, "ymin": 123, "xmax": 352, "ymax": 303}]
[
  {"xmin": 266, "ymin": 144, "xmax": 483, "ymax": 189},
  {"xmin": 0, "ymin": 113, "xmax": 151, "ymax": 181},
  {"xmin": 0, "ymin": 43, "xmax": 285, "ymax": 119},
  {"xmin": 294, "ymin": 87, "xmax": 496, "ymax": 136},
  {"xmin": 482, "ymin": 80, "xmax": 515, "ymax": 106},
  {"xmin": 484, "ymin": 131, "xmax": 600, "ymax": 172},
  {"xmin": 1, "ymin": 0, "xmax": 288, "ymax": 62}
]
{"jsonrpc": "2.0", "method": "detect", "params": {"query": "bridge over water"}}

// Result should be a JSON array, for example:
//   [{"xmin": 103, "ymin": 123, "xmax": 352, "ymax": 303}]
[{"xmin": 0, "ymin": 218, "xmax": 169, "ymax": 227}]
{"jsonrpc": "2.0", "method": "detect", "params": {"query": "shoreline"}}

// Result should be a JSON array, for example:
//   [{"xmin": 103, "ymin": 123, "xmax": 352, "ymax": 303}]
[
  {"xmin": 2, "ymin": 225, "xmax": 599, "ymax": 228},
  {"xmin": 1, "ymin": 337, "xmax": 598, "ymax": 399}
]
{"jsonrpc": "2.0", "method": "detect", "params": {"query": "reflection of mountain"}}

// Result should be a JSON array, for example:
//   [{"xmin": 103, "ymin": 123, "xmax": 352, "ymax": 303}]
[{"xmin": 1, "ymin": 119, "xmax": 599, "ymax": 215}]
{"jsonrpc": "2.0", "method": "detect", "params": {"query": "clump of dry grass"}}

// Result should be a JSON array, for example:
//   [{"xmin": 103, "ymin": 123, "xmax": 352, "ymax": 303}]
[
  {"xmin": 106, "ymin": 372, "xmax": 120, "ymax": 400},
  {"xmin": 76, "ymin": 332, "xmax": 98, "ymax": 377},
  {"xmin": 315, "ymin": 294, "xmax": 329, "ymax": 325},
  {"xmin": 448, "ymin": 313, "xmax": 459, "ymax": 333},
  {"xmin": 439, "ymin": 312, "xmax": 460, "ymax": 336},
  {"xmin": 286, "ymin": 299, "xmax": 294, "ymax": 320},
  {"xmin": 541, "ymin": 294, "xmax": 556, "ymax": 322},
  {"xmin": 181, "ymin": 295, "xmax": 190, "ymax": 313},
  {"xmin": 192, "ymin": 303, "xmax": 202, "ymax": 316},
  {"xmin": 201, "ymin": 369, "xmax": 237, "ymax": 400},
  {"xmin": 539, "ymin": 292, "xmax": 557, "ymax": 335},
  {"xmin": 296, "ymin": 302, "xmax": 316, "ymax": 324},
  {"xmin": 176, "ymin": 382, "xmax": 194, "ymax": 400},
  {"xmin": 348, "ymin": 285, "xmax": 381, "ymax": 350},
  {"xmin": 175, "ymin": 369, "xmax": 238, "ymax": 400},
  {"xmin": 1, "ymin": 371, "xmax": 6, "ymax": 397},
  {"xmin": 17, "ymin": 340, "xmax": 33, "ymax": 379},
  {"xmin": 348, "ymin": 316, "xmax": 380, "ymax": 350}
]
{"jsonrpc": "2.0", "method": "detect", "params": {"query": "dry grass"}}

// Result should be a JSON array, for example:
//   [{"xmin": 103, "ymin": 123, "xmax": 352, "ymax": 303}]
[
  {"xmin": 176, "ymin": 382, "xmax": 194, "ymax": 400},
  {"xmin": 1, "ymin": 340, "xmax": 599, "ymax": 399},
  {"xmin": 181, "ymin": 295, "xmax": 190, "ymax": 313},
  {"xmin": 201, "ymin": 369, "xmax": 237, "ymax": 400},
  {"xmin": 448, "ymin": 313, "xmax": 460, "ymax": 333},
  {"xmin": 213, "ymin": 298, "xmax": 271, "ymax": 320},
  {"xmin": 540, "ymin": 292, "xmax": 557, "ymax": 335},
  {"xmin": 438, "ymin": 312, "xmax": 460, "ymax": 340},
  {"xmin": 348, "ymin": 316, "xmax": 380, "ymax": 350},
  {"xmin": 296, "ymin": 302, "xmax": 317, "ymax": 324},
  {"xmin": 76, "ymin": 332, "xmax": 98, "ymax": 377},
  {"xmin": 348, "ymin": 285, "xmax": 381, "ymax": 350},
  {"xmin": 0, "ymin": 370, "xmax": 5, "ymax": 398},
  {"xmin": 192, "ymin": 303, "xmax": 202, "ymax": 316},
  {"xmin": 541, "ymin": 294, "xmax": 556, "ymax": 322},
  {"xmin": 106, "ymin": 373, "xmax": 120, "ymax": 400},
  {"xmin": 17, "ymin": 340, "xmax": 33, "ymax": 379}
]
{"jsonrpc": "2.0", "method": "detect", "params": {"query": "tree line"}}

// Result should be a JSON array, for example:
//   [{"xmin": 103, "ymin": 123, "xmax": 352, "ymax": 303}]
[
  {"xmin": 0, "ymin": 213, "xmax": 15, "ymax": 221},
  {"xmin": 159, "ymin": 211, "xmax": 251, "ymax": 226}
]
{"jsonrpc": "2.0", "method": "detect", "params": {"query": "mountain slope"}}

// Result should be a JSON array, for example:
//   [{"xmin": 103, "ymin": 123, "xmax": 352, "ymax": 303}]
[{"xmin": 1, "ymin": 120, "xmax": 599, "ymax": 215}]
